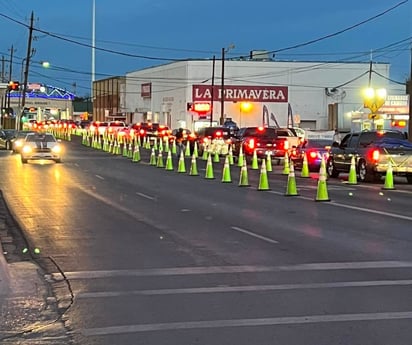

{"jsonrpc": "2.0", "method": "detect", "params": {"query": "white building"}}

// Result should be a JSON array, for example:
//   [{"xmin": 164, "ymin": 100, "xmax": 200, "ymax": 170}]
[{"xmin": 125, "ymin": 57, "xmax": 402, "ymax": 131}]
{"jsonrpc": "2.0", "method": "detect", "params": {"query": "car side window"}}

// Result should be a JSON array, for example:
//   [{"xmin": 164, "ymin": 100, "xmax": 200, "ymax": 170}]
[
  {"xmin": 347, "ymin": 133, "xmax": 360, "ymax": 148},
  {"xmin": 339, "ymin": 134, "xmax": 351, "ymax": 147}
]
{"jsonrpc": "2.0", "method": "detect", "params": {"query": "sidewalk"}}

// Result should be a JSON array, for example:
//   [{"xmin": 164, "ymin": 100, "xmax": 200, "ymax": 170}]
[{"xmin": 0, "ymin": 191, "xmax": 70, "ymax": 344}]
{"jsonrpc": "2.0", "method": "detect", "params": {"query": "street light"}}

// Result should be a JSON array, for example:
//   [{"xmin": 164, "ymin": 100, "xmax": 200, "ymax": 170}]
[
  {"xmin": 362, "ymin": 87, "xmax": 387, "ymax": 122},
  {"xmin": 239, "ymin": 102, "xmax": 252, "ymax": 127},
  {"xmin": 220, "ymin": 44, "xmax": 235, "ymax": 125}
]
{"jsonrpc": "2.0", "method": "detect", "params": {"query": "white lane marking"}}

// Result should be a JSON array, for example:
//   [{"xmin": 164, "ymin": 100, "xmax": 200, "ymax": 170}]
[
  {"xmin": 231, "ymin": 226, "xmax": 279, "ymax": 244},
  {"xmin": 95, "ymin": 174, "xmax": 104, "ymax": 180},
  {"xmin": 76, "ymin": 279, "xmax": 412, "ymax": 299},
  {"xmin": 81, "ymin": 311, "xmax": 412, "ymax": 336},
  {"xmin": 268, "ymin": 190, "xmax": 412, "ymax": 221},
  {"xmin": 52, "ymin": 260, "xmax": 412, "ymax": 280},
  {"xmin": 136, "ymin": 192, "xmax": 156, "ymax": 200}
]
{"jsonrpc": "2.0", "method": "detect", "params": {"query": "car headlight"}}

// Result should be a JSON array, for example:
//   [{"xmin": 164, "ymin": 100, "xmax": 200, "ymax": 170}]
[
  {"xmin": 52, "ymin": 145, "xmax": 61, "ymax": 154},
  {"xmin": 15, "ymin": 140, "xmax": 23, "ymax": 148},
  {"xmin": 22, "ymin": 146, "xmax": 32, "ymax": 154}
]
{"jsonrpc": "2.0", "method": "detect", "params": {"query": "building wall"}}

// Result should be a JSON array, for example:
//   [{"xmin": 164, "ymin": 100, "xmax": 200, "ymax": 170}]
[
  {"xmin": 93, "ymin": 76, "xmax": 126, "ymax": 122},
  {"xmin": 125, "ymin": 60, "xmax": 394, "ymax": 131}
]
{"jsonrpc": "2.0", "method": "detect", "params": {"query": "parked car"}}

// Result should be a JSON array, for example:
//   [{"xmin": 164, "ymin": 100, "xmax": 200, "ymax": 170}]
[
  {"xmin": 232, "ymin": 126, "xmax": 288, "ymax": 162},
  {"xmin": 11, "ymin": 130, "xmax": 37, "ymax": 153},
  {"xmin": 195, "ymin": 126, "xmax": 233, "ymax": 156},
  {"xmin": 0, "ymin": 129, "xmax": 17, "ymax": 150},
  {"xmin": 291, "ymin": 138, "xmax": 333, "ymax": 172},
  {"xmin": 20, "ymin": 132, "xmax": 63, "ymax": 164}
]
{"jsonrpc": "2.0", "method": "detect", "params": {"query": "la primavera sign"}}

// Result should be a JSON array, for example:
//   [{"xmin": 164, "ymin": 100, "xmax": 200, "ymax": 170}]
[{"xmin": 192, "ymin": 84, "xmax": 288, "ymax": 103}]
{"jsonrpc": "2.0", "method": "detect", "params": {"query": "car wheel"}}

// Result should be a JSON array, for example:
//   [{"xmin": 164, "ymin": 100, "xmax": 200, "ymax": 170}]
[
  {"xmin": 55, "ymin": 159, "xmax": 62, "ymax": 163},
  {"xmin": 358, "ymin": 159, "xmax": 378, "ymax": 182},
  {"xmin": 21, "ymin": 158, "xmax": 28, "ymax": 164},
  {"xmin": 326, "ymin": 159, "xmax": 339, "ymax": 178},
  {"xmin": 406, "ymin": 174, "xmax": 412, "ymax": 184}
]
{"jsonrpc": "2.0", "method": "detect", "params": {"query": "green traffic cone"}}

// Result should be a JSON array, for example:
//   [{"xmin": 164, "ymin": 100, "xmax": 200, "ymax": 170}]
[
  {"xmin": 251, "ymin": 149, "xmax": 259, "ymax": 170},
  {"xmin": 156, "ymin": 151, "xmax": 164, "ymax": 168},
  {"xmin": 221, "ymin": 156, "xmax": 232, "ymax": 183},
  {"xmin": 177, "ymin": 151, "xmax": 186, "ymax": 173},
  {"xmin": 285, "ymin": 161, "xmax": 299, "ymax": 196},
  {"xmin": 149, "ymin": 148, "xmax": 157, "ymax": 165},
  {"xmin": 382, "ymin": 161, "xmax": 395, "ymax": 190},
  {"xmin": 213, "ymin": 151, "xmax": 220, "ymax": 163},
  {"xmin": 300, "ymin": 152, "xmax": 310, "ymax": 178},
  {"xmin": 185, "ymin": 141, "xmax": 191, "ymax": 157},
  {"xmin": 266, "ymin": 151, "xmax": 272, "ymax": 172},
  {"xmin": 128, "ymin": 143, "xmax": 133, "ymax": 158},
  {"xmin": 239, "ymin": 159, "xmax": 250, "ymax": 187},
  {"xmin": 205, "ymin": 153, "xmax": 215, "ymax": 179},
  {"xmin": 257, "ymin": 159, "xmax": 270, "ymax": 191},
  {"xmin": 165, "ymin": 150, "xmax": 174, "ymax": 171},
  {"xmin": 202, "ymin": 147, "xmax": 208, "ymax": 161},
  {"xmin": 189, "ymin": 153, "xmax": 199, "ymax": 176},
  {"xmin": 315, "ymin": 156, "xmax": 330, "ymax": 201},
  {"xmin": 282, "ymin": 152, "xmax": 290, "ymax": 175},
  {"xmin": 132, "ymin": 144, "xmax": 141, "ymax": 162},
  {"xmin": 172, "ymin": 139, "xmax": 177, "ymax": 154},
  {"xmin": 228, "ymin": 146, "xmax": 234, "ymax": 165},
  {"xmin": 237, "ymin": 146, "xmax": 244, "ymax": 167},
  {"xmin": 193, "ymin": 141, "xmax": 198, "ymax": 158},
  {"xmin": 347, "ymin": 156, "xmax": 358, "ymax": 185}
]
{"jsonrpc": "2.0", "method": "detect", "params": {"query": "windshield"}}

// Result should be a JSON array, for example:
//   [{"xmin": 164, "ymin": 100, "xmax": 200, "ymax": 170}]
[{"xmin": 26, "ymin": 134, "xmax": 56, "ymax": 143}]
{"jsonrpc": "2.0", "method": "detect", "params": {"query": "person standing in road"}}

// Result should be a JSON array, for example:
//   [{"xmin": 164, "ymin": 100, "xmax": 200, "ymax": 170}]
[
  {"xmin": 175, "ymin": 128, "xmax": 185, "ymax": 157},
  {"xmin": 333, "ymin": 128, "xmax": 341, "ymax": 145}
]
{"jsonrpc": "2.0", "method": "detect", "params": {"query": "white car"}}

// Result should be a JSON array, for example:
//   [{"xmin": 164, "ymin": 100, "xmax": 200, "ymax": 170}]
[{"xmin": 21, "ymin": 133, "xmax": 63, "ymax": 164}]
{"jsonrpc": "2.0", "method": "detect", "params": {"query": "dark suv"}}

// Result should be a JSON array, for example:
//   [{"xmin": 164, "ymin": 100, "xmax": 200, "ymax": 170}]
[{"xmin": 232, "ymin": 126, "xmax": 288, "ymax": 161}]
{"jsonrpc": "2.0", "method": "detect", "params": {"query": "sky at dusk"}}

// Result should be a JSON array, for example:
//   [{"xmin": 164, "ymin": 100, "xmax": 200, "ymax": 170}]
[{"xmin": 0, "ymin": 0, "xmax": 411, "ymax": 97}]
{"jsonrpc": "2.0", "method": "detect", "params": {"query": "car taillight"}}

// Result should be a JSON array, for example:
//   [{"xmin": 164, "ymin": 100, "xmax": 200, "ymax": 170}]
[
  {"xmin": 215, "ymin": 131, "xmax": 222, "ymax": 137},
  {"xmin": 309, "ymin": 151, "xmax": 318, "ymax": 159},
  {"xmin": 247, "ymin": 138, "xmax": 255, "ymax": 150},
  {"xmin": 139, "ymin": 129, "xmax": 146, "ymax": 136},
  {"xmin": 284, "ymin": 140, "xmax": 289, "ymax": 150},
  {"xmin": 372, "ymin": 149, "xmax": 380, "ymax": 162}
]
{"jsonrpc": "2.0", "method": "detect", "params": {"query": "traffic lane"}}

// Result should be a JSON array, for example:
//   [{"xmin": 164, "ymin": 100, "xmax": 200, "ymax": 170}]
[
  {"xmin": 0, "ymin": 154, "xmax": 221, "ymax": 273},
  {"xmin": 60, "ymin": 153, "xmax": 412, "ymax": 266},
  {"xmin": 4, "ymin": 145, "xmax": 412, "ymax": 270}
]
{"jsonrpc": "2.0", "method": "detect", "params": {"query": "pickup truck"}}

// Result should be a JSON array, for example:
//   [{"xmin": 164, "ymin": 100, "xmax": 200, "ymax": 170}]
[{"xmin": 326, "ymin": 130, "xmax": 412, "ymax": 183}]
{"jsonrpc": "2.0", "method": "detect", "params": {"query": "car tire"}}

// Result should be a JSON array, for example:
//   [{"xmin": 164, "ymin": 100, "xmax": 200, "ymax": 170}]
[
  {"xmin": 358, "ymin": 159, "xmax": 378, "ymax": 183},
  {"xmin": 406, "ymin": 173, "xmax": 412, "ymax": 184},
  {"xmin": 21, "ymin": 158, "xmax": 28, "ymax": 164},
  {"xmin": 326, "ymin": 158, "xmax": 339, "ymax": 178},
  {"xmin": 55, "ymin": 159, "xmax": 62, "ymax": 163}
]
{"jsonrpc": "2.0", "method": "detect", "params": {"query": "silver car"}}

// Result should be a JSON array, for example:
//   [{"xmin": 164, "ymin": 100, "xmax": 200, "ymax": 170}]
[{"xmin": 21, "ymin": 133, "xmax": 63, "ymax": 164}]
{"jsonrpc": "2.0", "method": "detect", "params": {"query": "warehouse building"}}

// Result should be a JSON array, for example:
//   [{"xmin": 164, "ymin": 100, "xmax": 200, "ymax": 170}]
[{"xmin": 93, "ymin": 52, "xmax": 407, "ymax": 132}]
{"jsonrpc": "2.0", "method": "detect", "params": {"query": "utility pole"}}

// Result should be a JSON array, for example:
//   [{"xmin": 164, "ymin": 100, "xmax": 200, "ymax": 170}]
[
  {"xmin": 210, "ymin": 55, "xmax": 215, "ymax": 126},
  {"xmin": 7, "ymin": 45, "xmax": 16, "ymax": 108},
  {"xmin": 220, "ymin": 47, "xmax": 225, "ymax": 125},
  {"xmin": 19, "ymin": 11, "xmax": 34, "ymax": 131}
]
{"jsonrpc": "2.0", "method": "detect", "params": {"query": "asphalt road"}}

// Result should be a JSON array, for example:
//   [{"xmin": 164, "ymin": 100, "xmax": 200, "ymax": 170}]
[{"xmin": 1, "ymin": 135, "xmax": 412, "ymax": 345}]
